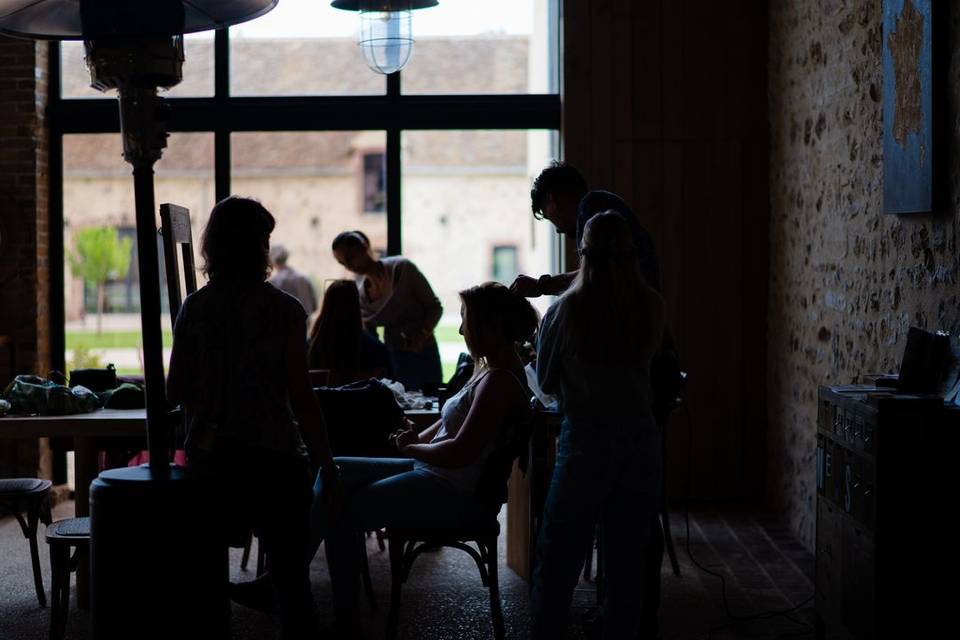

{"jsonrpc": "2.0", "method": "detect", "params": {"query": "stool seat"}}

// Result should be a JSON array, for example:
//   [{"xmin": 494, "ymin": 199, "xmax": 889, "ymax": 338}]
[
  {"xmin": 389, "ymin": 518, "xmax": 500, "ymax": 544},
  {"xmin": 46, "ymin": 518, "xmax": 90, "ymax": 640},
  {"xmin": 47, "ymin": 517, "xmax": 90, "ymax": 542},
  {"xmin": 0, "ymin": 478, "xmax": 52, "ymax": 497},
  {"xmin": 0, "ymin": 477, "xmax": 52, "ymax": 608}
]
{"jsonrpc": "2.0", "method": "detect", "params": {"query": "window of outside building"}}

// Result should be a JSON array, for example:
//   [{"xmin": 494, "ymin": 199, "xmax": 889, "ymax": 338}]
[
  {"xmin": 231, "ymin": 131, "xmax": 388, "ymax": 295},
  {"xmin": 62, "ymin": 132, "xmax": 214, "ymax": 377},
  {"xmin": 362, "ymin": 152, "xmax": 387, "ymax": 214},
  {"xmin": 402, "ymin": 129, "xmax": 557, "ymax": 379},
  {"xmin": 50, "ymin": 0, "xmax": 559, "ymax": 399},
  {"xmin": 491, "ymin": 245, "xmax": 519, "ymax": 285}
]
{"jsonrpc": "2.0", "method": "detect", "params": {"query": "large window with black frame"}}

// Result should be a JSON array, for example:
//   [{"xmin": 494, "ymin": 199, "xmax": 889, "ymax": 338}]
[{"xmin": 51, "ymin": 0, "xmax": 560, "ymax": 483}]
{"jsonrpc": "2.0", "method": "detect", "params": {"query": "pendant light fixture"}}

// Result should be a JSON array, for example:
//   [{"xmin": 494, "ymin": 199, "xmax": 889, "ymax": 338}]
[{"xmin": 332, "ymin": 0, "xmax": 438, "ymax": 75}]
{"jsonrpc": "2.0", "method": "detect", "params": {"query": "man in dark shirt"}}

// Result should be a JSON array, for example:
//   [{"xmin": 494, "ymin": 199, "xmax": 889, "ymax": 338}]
[
  {"xmin": 513, "ymin": 161, "xmax": 669, "ymax": 639},
  {"xmin": 511, "ymin": 162, "xmax": 661, "ymax": 296}
]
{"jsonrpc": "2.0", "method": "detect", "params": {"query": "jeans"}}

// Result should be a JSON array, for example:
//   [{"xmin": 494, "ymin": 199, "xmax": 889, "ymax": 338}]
[
  {"xmin": 531, "ymin": 420, "xmax": 662, "ymax": 639},
  {"xmin": 313, "ymin": 457, "xmax": 485, "ymax": 615},
  {"xmin": 190, "ymin": 440, "xmax": 317, "ymax": 639}
]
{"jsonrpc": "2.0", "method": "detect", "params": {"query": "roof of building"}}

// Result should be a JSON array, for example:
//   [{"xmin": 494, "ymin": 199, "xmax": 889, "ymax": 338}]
[{"xmin": 62, "ymin": 37, "xmax": 532, "ymax": 174}]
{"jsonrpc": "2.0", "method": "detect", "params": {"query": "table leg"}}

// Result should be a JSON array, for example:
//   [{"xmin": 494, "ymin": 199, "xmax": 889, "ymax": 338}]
[
  {"xmin": 74, "ymin": 437, "xmax": 95, "ymax": 609},
  {"xmin": 506, "ymin": 460, "xmax": 531, "ymax": 580}
]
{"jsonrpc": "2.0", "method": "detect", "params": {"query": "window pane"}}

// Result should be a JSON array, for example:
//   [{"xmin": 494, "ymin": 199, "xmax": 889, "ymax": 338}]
[
  {"xmin": 402, "ymin": 0, "xmax": 557, "ymax": 95},
  {"xmin": 402, "ymin": 130, "xmax": 558, "ymax": 380},
  {"xmin": 61, "ymin": 35, "xmax": 214, "ymax": 99},
  {"xmin": 231, "ymin": 132, "xmax": 388, "ymax": 301},
  {"xmin": 230, "ymin": 0, "xmax": 385, "ymax": 96},
  {"xmin": 63, "ymin": 133, "xmax": 215, "ymax": 376}
]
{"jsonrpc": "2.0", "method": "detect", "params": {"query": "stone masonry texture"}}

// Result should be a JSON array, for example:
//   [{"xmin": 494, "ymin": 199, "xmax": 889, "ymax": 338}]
[{"xmin": 768, "ymin": 0, "xmax": 960, "ymax": 548}]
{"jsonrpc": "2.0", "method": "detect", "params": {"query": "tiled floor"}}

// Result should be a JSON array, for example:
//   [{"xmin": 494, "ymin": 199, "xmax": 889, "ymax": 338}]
[{"xmin": 0, "ymin": 501, "xmax": 814, "ymax": 639}]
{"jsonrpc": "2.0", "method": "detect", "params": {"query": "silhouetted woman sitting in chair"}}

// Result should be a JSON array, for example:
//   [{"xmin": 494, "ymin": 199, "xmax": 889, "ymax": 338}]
[{"xmin": 315, "ymin": 282, "xmax": 537, "ymax": 636}]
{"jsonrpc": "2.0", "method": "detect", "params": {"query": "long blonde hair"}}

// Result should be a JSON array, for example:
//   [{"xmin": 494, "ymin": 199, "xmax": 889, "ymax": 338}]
[{"xmin": 561, "ymin": 211, "xmax": 663, "ymax": 363}]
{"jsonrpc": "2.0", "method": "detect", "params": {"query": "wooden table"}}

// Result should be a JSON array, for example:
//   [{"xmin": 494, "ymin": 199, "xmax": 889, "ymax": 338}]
[
  {"xmin": 0, "ymin": 404, "xmax": 439, "ymax": 607},
  {"xmin": 0, "ymin": 408, "xmax": 147, "ymax": 607},
  {"xmin": 0, "ymin": 406, "xmax": 442, "ymax": 516},
  {"xmin": 0, "ymin": 408, "xmax": 148, "ymax": 517}
]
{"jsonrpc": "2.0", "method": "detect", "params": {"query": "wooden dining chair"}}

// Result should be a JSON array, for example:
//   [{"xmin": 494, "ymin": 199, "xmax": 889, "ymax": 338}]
[
  {"xmin": 159, "ymin": 203, "xmax": 198, "ymax": 325},
  {"xmin": 384, "ymin": 407, "xmax": 534, "ymax": 640}
]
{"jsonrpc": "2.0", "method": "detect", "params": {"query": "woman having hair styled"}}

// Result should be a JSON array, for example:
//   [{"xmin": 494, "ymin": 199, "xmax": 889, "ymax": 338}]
[
  {"xmin": 331, "ymin": 230, "xmax": 443, "ymax": 391},
  {"xmin": 531, "ymin": 211, "xmax": 665, "ymax": 640},
  {"xmin": 313, "ymin": 282, "xmax": 537, "ymax": 635},
  {"xmin": 166, "ymin": 196, "xmax": 340, "ymax": 639},
  {"xmin": 307, "ymin": 279, "xmax": 391, "ymax": 386}
]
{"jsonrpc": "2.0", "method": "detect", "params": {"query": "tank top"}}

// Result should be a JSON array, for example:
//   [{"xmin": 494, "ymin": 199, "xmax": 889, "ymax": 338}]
[{"xmin": 414, "ymin": 368, "xmax": 528, "ymax": 492}]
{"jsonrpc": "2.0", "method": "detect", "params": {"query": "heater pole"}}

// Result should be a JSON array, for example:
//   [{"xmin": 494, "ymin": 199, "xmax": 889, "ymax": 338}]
[{"xmin": 120, "ymin": 87, "xmax": 171, "ymax": 479}]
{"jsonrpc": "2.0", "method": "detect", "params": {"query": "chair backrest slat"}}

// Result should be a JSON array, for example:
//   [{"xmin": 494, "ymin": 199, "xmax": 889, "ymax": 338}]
[{"xmin": 160, "ymin": 203, "xmax": 197, "ymax": 326}]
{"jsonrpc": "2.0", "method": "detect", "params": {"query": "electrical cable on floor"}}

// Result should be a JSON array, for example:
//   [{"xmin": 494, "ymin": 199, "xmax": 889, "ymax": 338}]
[{"xmin": 679, "ymin": 402, "xmax": 814, "ymax": 638}]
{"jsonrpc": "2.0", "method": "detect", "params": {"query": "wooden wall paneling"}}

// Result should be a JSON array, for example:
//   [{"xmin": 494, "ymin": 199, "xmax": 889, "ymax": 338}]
[
  {"xmin": 679, "ymin": 140, "xmax": 720, "ymax": 499},
  {"xmin": 561, "ymin": 0, "xmax": 591, "ymax": 166},
  {"xmin": 611, "ymin": 2, "xmax": 635, "ymax": 147},
  {"xmin": 613, "ymin": 140, "xmax": 637, "ymax": 209},
  {"xmin": 629, "ymin": 140, "xmax": 663, "ymax": 232},
  {"xmin": 740, "ymin": 137, "xmax": 770, "ymax": 499},
  {"xmin": 632, "ymin": 17, "xmax": 665, "ymax": 142},
  {"xmin": 681, "ymin": 22, "xmax": 724, "ymax": 141},
  {"xmin": 661, "ymin": 0, "xmax": 686, "ymax": 140},
  {"xmin": 662, "ymin": 141, "xmax": 688, "ymax": 502},
  {"xmin": 561, "ymin": 0, "xmax": 769, "ymax": 502},
  {"xmin": 588, "ymin": 0, "xmax": 615, "ymax": 185},
  {"xmin": 724, "ymin": 14, "xmax": 752, "ymax": 139},
  {"xmin": 713, "ymin": 139, "xmax": 747, "ymax": 499}
]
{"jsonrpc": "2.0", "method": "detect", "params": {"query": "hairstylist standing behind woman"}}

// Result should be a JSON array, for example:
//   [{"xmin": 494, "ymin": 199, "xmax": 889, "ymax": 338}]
[
  {"xmin": 331, "ymin": 231, "xmax": 443, "ymax": 391},
  {"xmin": 532, "ymin": 211, "xmax": 665, "ymax": 639}
]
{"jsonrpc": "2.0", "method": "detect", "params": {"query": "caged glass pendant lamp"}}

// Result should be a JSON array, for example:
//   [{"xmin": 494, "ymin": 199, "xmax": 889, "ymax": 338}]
[{"xmin": 332, "ymin": 0, "xmax": 438, "ymax": 75}]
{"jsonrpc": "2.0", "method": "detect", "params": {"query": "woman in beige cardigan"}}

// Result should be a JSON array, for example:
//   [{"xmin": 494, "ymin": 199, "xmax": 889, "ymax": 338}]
[{"xmin": 331, "ymin": 231, "xmax": 443, "ymax": 391}]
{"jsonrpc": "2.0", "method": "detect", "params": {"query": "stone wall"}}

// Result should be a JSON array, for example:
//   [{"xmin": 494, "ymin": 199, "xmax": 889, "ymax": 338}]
[{"xmin": 768, "ymin": 0, "xmax": 960, "ymax": 547}]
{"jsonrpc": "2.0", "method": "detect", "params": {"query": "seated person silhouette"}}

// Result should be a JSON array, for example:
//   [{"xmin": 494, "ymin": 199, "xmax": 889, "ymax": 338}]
[
  {"xmin": 316, "ymin": 282, "xmax": 537, "ymax": 636},
  {"xmin": 308, "ymin": 279, "xmax": 391, "ymax": 387}
]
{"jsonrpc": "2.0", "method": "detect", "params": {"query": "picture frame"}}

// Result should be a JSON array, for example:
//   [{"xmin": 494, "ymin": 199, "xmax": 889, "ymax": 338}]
[{"xmin": 882, "ymin": 0, "xmax": 944, "ymax": 214}]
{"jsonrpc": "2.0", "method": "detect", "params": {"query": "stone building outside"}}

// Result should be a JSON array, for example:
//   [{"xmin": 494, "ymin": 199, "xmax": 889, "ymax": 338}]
[{"xmin": 60, "ymin": 37, "xmax": 557, "ymax": 376}]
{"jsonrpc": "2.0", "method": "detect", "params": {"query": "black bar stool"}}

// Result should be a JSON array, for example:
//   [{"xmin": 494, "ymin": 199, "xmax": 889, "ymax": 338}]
[{"xmin": 46, "ymin": 517, "xmax": 90, "ymax": 640}]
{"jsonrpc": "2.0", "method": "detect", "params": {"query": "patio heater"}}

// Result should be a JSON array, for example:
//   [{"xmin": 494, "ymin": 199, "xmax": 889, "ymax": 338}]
[{"xmin": 0, "ymin": 2, "xmax": 277, "ymax": 637}]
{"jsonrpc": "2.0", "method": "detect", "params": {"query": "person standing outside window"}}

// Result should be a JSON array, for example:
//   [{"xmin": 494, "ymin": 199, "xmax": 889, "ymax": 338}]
[{"xmin": 269, "ymin": 243, "xmax": 318, "ymax": 315}]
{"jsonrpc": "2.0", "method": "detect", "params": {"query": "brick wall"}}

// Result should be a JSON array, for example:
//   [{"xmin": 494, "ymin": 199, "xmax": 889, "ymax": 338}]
[
  {"xmin": 768, "ymin": 1, "xmax": 960, "ymax": 548},
  {"xmin": 0, "ymin": 37, "xmax": 51, "ymax": 478}
]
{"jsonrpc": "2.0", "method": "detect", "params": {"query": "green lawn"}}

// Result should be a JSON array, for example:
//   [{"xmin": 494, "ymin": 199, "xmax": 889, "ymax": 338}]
[
  {"xmin": 435, "ymin": 325, "xmax": 463, "ymax": 344},
  {"xmin": 66, "ymin": 330, "xmax": 173, "ymax": 350},
  {"xmin": 65, "ymin": 328, "xmax": 466, "ymax": 383}
]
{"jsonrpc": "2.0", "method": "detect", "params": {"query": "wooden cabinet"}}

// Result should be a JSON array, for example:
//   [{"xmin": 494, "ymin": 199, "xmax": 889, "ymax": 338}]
[{"xmin": 815, "ymin": 385, "xmax": 958, "ymax": 639}]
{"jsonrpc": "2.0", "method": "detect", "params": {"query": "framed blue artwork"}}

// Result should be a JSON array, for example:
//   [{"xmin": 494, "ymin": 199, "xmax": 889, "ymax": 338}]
[{"xmin": 882, "ymin": 0, "xmax": 944, "ymax": 214}]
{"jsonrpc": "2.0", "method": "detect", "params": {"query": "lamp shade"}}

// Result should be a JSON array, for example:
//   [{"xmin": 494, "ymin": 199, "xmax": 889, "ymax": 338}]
[
  {"xmin": 331, "ymin": 1, "xmax": 438, "ymax": 10},
  {"xmin": 332, "ymin": 0, "xmax": 437, "ymax": 75},
  {"xmin": 0, "ymin": 0, "xmax": 277, "ymax": 40}
]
